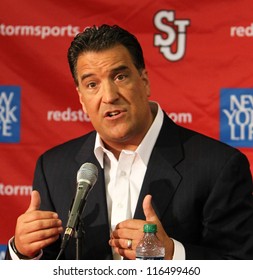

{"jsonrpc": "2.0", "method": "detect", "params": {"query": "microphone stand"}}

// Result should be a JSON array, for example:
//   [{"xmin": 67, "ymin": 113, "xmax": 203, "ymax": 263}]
[
  {"xmin": 56, "ymin": 217, "xmax": 85, "ymax": 260},
  {"xmin": 75, "ymin": 217, "xmax": 85, "ymax": 260}
]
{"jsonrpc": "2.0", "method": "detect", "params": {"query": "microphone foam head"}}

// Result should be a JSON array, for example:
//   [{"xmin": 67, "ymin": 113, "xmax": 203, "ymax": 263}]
[{"xmin": 77, "ymin": 162, "xmax": 98, "ymax": 186}]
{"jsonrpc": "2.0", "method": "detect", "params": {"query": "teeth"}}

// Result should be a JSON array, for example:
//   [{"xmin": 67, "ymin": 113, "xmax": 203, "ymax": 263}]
[{"xmin": 108, "ymin": 111, "xmax": 119, "ymax": 117}]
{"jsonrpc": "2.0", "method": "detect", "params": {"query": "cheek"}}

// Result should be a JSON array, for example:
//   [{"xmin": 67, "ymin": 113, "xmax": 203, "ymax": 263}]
[
  {"xmin": 80, "ymin": 96, "xmax": 100, "ymax": 118},
  {"xmin": 79, "ymin": 95, "xmax": 87, "ymax": 113}
]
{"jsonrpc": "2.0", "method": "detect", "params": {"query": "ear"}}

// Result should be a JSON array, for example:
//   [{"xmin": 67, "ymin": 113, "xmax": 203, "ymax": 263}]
[
  {"xmin": 141, "ymin": 69, "xmax": 151, "ymax": 97},
  {"xmin": 76, "ymin": 87, "xmax": 87, "ymax": 114}
]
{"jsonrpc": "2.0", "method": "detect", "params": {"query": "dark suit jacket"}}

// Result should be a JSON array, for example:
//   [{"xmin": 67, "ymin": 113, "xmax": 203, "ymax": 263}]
[{"xmin": 6, "ymin": 113, "xmax": 253, "ymax": 259}]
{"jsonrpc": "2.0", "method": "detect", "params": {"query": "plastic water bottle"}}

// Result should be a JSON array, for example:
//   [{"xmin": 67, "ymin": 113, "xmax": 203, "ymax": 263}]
[{"xmin": 135, "ymin": 224, "xmax": 165, "ymax": 260}]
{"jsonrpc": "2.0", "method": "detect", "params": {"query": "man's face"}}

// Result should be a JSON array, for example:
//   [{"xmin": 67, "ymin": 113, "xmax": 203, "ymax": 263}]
[{"xmin": 76, "ymin": 44, "xmax": 153, "ymax": 151}]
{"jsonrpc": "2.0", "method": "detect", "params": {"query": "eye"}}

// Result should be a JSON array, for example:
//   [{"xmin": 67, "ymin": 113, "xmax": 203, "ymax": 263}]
[
  {"xmin": 115, "ymin": 74, "xmax": 127, "ymax": 81},
  {"xmin": 87, "ymin": 82, "xmax": 97, "ymax": 88}
]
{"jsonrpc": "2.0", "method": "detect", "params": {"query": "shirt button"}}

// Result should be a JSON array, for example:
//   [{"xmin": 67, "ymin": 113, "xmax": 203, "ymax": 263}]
[{"xmin": 120, "ymin": 170, "xmax": 126, "ymax": 176}]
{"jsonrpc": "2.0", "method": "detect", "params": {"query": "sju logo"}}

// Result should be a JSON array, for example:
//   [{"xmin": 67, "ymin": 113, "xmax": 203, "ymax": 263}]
[
  {"xmin": 154, "ymin": 10, "xmax": 190, "ymax": 61},
  {"xmin": 0, "ymin": 86, "xmax": 21, "ymax": 143}
]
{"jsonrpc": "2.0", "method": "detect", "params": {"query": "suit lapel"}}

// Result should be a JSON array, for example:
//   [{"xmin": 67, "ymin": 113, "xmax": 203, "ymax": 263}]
[{"xmin": 134, "ymin": 114, "xmax": 183, "ymax": 220}]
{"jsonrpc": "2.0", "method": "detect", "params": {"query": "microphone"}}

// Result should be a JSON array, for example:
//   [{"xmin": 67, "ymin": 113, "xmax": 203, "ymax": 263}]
[{"xmin": 59, "ymin": 162, "xmax": 98, "ymax": 252}]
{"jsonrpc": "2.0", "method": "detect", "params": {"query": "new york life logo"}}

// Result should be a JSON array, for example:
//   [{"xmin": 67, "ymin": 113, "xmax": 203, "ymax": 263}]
[
  {"xmin": 0, "ymin": 86, "xmax": 21, "ymax": 143},
  {"xmin": 153, "ymin": 10, "xmax": 190, "ymax": 61},
  {"xmin": 220, "ymin": 89, "xmax": 253, "ymax": 147},
  {"xmin": 0, "ymin": 244, "xmax": 6, "ymax": 260}
]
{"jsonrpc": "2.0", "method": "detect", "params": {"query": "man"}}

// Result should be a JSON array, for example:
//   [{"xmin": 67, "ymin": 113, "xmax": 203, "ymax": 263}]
[{"xmin": 5, "ymin": 24, "xmax": 253, "ymax": 260}]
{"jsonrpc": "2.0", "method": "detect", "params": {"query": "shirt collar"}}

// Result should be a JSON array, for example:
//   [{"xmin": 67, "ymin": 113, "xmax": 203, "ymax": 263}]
[{"xmin": 94, "ymin": 101, "xmax": 164, "ymax": 168}]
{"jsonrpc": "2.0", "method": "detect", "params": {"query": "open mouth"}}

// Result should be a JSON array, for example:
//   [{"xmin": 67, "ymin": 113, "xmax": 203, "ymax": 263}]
[{"xmin": 106, "ymin": 111, "xmax": 121, "ymax": 117}]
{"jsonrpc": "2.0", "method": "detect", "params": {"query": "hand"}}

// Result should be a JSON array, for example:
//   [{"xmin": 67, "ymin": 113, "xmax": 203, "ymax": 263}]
[
  {"xmin": 109, "ymin": 194, "xmax": 174, "ymax": 259},
  {"xmin": 14, "ymin": 190, "xmax": 63, "ymax": 258}
]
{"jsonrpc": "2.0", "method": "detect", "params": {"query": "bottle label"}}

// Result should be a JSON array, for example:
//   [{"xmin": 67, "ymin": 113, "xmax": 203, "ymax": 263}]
[{"xmin": 136, "ymin": 257, "xmax": 164, "ymax": 260}]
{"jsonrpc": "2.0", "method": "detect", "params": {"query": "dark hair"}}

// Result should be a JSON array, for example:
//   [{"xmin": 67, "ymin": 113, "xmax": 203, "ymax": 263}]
[{"xmin": 67, "ymin": 24, "xmax": 145, "ymax": 85}]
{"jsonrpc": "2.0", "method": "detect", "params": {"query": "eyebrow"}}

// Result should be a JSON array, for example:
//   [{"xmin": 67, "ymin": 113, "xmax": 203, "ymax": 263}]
[
  {"xmin": 80, "ymin": 65, "xmax": 130, "ymax": 82},
  {"xmin": 111, "ymin": 65, "xmax": 129, "ymax": 74},
  {"xmin": 80, "ymin": 73, "xmax": 93, "ymax": 82}
]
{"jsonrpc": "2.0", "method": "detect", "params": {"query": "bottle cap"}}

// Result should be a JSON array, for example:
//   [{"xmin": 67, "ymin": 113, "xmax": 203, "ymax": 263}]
[{"xmin": 143, "ymin": 224, "xmax": 157, "ymax": 233}]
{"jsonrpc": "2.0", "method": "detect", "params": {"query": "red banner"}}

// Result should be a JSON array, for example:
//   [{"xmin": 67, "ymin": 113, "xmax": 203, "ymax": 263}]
[{"xmin": 1, "ymin": 0, "xmax": 253, "ymax": 258}]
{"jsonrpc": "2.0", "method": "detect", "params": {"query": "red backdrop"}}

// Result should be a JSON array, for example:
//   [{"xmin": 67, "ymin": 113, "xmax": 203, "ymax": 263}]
[{"xmin": 1, "ymin": 0, "xmax": 253, "ymax": 258}]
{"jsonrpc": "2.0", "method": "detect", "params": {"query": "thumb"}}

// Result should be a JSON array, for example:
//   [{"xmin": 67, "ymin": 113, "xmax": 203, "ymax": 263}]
[
  {"xmin": 143, "ymin": 194, "xmax": 159, "ymax": 222},
  {"xmin": 26, "ymin": 190, "xmax": 41, "ymax": 212}
]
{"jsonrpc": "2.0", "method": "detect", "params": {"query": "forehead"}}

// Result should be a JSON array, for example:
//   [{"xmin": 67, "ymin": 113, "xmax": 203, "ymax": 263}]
[{"xmin": 76, "ymin": 45, "xmax": 135, "ymax": 75}]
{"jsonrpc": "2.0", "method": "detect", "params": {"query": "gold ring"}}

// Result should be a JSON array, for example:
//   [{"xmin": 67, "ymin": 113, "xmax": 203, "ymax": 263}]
[{"xmin": 127, "ymin": 239, "xmax": 132, "ymax": 249}]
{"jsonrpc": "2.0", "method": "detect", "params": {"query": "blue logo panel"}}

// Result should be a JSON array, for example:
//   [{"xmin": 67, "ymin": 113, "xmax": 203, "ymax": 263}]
[
  {"xmin": 220, "ymin": 88, "xmax": 253, "ymax": 147},
  {"xmin": 0, "ymin": 86, "xmax": 21, "ymax": 143},
  {"xmin": 0, "ymin": 244, "xmax": 7, "ymax": 260}
]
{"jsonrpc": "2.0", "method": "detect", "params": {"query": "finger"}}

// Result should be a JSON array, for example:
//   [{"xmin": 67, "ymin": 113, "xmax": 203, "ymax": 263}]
[
  {"xmin": 22, "ymin": 225, "xmax": 63, "ymax": 243},
  {"xmin": 109, "ymin": 238, "xmax": 135, "ymax": 250},
  {"xmin": 19, "ymin": 233, "xmax": 61, "ymax": 258},
  {"xmin": 115, "ymin": 219, "xmax": 138, "ymax": 229},
  {"xmin": 143, "ymin": 194, "xmax": 158, "ymax": 222},
  {"xmin": 26, "ymin": 190, "xmax": 41, "ymax": 213},
  {"xmin": 111, "ymin": 227, "xmax": 143, "ymax": 240},
  {"xmin": 24, "ymin": 217, "xmax": 63, "ymax": 234}
]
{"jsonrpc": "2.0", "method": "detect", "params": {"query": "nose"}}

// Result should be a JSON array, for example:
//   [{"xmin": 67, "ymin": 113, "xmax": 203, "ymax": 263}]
[{"xmin": 102, "ymin": 80, "xmax": 119, "ymax": 104}]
